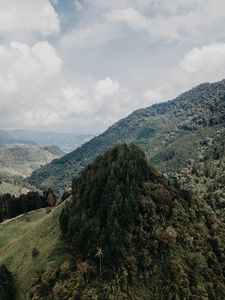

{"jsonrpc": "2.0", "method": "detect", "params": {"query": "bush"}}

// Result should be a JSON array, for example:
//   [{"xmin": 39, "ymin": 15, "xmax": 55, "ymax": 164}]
[{"xmin": 32, "ymin": 247, "xmax": 40, "ymax": 258}]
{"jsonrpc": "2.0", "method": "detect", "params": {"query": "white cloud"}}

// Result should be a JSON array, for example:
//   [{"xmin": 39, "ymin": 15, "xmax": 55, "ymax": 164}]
[
  {"xmin": 0, "ymin": 41, "xmax": 143, "ymax": 132},
  {"xmin": 0, "ymin": 0, "xmax": 59, "ymax": 36},
  {"xmin": 0, "ymin": 41, "xmax": 63, "ymax": 127},
  {"xmin": 180, "ymin": 43, "xmax": 225, "ymax": 74},
  {"xmin": 94, "ymin": 77, "xmax": 120, "ymax": 101},
  {"xmin": 1, "ymin": 1, "xmax": 225, "ymax": 134},
  {"xmin": 105, "ymin": 1, "xmax": 225, "ymax": 42},
  {"xmin": 143, "ymin": 89, "xmax": 164, "ymax": 104},
  {"xmin": 61, "ymin": 22, "xmax": 121, "ymax": 48},
  {"xmin": 0, "ymin": 41, "xmax": 62, "ymax": 87},
  {"xmin": 147, "ymin": 43, "xmax": 225, "ymax": 103},
  {"xmin": 105, "ymin": 8, "xmax": 149, "ymax": 32}
]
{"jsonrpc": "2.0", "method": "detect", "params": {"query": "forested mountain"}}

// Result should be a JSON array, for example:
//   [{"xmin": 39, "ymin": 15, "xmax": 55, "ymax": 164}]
[
  {"xmin": 28, "ymin": 79, "xmax": 225, "ymax": 196},
  {"xmin": 0, "ymin": 144, "xmax": 64, "ymax": 179},
  {"xmin": 30, "ymin": 144, "xmax": 225, "ymax": 300}
]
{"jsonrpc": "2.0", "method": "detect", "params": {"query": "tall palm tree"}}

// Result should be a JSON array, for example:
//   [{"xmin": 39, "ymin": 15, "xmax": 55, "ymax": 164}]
[{"xmin": 95, "ymin": 247, "xmax": 104, "ymax": 277}]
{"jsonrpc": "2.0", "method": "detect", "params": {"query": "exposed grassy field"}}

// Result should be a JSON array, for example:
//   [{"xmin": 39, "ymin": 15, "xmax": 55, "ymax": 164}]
[
  {"xmin": 0, "ymin": 181, "xmax": 30, "ymax": 196},
  {"xmin": 0, "ymin": 204, "xmax": 68, "ymax": 299}
]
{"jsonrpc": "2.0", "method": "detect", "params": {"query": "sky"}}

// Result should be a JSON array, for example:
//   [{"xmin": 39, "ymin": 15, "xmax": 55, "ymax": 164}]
[{"xmin": 0, "ymin": 0, "xmax": 225, "ymax": 134}]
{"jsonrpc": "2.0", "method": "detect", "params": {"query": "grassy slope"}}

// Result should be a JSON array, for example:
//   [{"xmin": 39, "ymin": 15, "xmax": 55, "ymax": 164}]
[
  {"xmin": 0, "ymin": 181, "xmax": 30, "ymax": 196},
  {"xmin": 0, "ymin": 204, "xmax": 68, "ymax": 299}
]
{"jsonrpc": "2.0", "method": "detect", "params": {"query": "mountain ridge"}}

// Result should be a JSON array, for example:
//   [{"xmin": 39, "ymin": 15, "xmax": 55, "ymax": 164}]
[{"xmin": 27, "ymin": 79, "xmax": 225, "ymax": 195}]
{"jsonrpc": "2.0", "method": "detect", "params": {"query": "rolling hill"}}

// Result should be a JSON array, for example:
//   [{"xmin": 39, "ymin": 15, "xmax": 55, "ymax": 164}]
[
  {"xmin": 2, "ymin": 145, "xmax": 225, "ymax": 299},
  {"xmin": 0, "ymin": 144, "xmax": 64, "ymax": 179},
  {"xmin": 28, "ymin": 79, "xmax": 225, "ymax": 196},
  {"xmin": 0, "ymin": 205, "xmax": 69, "ymax": 300}
]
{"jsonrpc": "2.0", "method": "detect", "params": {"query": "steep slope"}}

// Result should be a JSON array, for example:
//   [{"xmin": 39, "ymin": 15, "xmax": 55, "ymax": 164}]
[
  {"xmin": 31, "ymin": 144, "xmax": 225, "ymax": 299},
  {"xmin": 0, "ymin": 205, "xmax": 69, "ymax": 300},
  {"xmin": 28, "ymin": 79, "xmax": 225, "ymax": 194},
  {"xmin": 173, "ymin": 129, "xmax": 225, "ymax": 218},
  {"xmin": 0, "ymin": 144, "xmax": 64, "ymax": 178}
]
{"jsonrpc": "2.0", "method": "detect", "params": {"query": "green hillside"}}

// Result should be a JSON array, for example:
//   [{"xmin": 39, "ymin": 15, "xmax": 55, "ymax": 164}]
[
  {"xmin": 2, "ymin": 144, "xmax": 225, "ymax": 299},
  {"xmin": 0, "ymin": 205, "xmax": 69, "ymax": 299},
  {"xmin": 27, "ymin": 80, "xmax": 225, "ymax": 195},
  {"xmin": 31, "ymin": 144, "xmax": 225, "ymax": 299}
]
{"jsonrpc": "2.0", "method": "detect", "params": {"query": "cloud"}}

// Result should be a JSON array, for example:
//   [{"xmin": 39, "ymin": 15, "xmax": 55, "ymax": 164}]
[
  {"xmin": 0, "ymin": 0, "xmax": 59, "ymax": 36},
  {"xmin": 180, "ymin": 43, "xmax": 225, "ymax": 74},
  {"xmin": 61, "ymin": 22, "xmax": 121, "ymax": 49},
  {"xmin": 143, "ymin": 89, "xmax": 164, "ymax": 104},
  {"xmin": 0, "ymin": 41, "xmax": 142, "ymax": 132},
  {"xmin": 94, "ymin": 77, "xmax": 120, "ymax": 101},
  {"xmin": 104, "ymin": 1, "xmax": 225, "ymax": 42},
  {"xmin": 0, "ymin": 41, "xmax": 63, "ymax": 127},
  {"xmin": 74, "ymin": 0, "xmax": 83, "ymax": 12},
  {"xmin": 147, "ymin": 43, "xmax": 225, "ymax": 103},
  {"xmin": 0, "ymin": 41, "xmax": 62, "ymax": 88},
  {"xmin": 2, "ymin": 1, "xmax": 225, "ymax": 135}
]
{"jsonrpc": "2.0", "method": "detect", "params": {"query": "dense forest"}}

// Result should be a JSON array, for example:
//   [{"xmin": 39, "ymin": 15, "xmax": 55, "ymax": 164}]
[
  {"xmin": 0, "ymin": 189, "xmax": 56, "ymax": 222},
  {"xmin": 30, "ymin": 144, "xmax": 225, "ymax": 300}
]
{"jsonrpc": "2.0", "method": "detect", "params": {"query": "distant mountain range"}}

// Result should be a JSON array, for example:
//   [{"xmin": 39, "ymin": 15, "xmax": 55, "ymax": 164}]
[
  {"xmin": 27, "ymin": 79, "xmax": 225, "ymax": 204},
  {"xmin": 0, "ymin": 144, "xmax": 64, "ymax": 179},
  {"xmin": 0, "ymin": 129, "xmax": 95, "ymax": 153},
  {"xmin": 8, "ymin": 129, "xmax": 95, "ymax": 153},
  {"xmin": 0, "ymin": 130, "xmax": 36, "ymax": 146}
]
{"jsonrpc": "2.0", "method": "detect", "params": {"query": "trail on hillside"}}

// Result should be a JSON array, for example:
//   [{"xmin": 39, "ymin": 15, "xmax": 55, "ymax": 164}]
[{"xmin": 0, "ymin": 207, "xmax": 48, "ymax": 225}]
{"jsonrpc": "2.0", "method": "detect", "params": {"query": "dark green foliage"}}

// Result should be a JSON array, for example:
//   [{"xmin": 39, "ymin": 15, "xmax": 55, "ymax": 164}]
[
  {"xmin": 0, "ymin": 265, "xmax": 16, "ymax": 300},
  {"xmin": 32, "ymin": 247, "xmax": 40, "ymax": 258},
  {"xmin": 32, "ymin": 144, "xmax": 225, "ymax": 299},
  {"xmin": 27, "ymin": 79, "xmax": 225, "ymax": 196},
  {"xmin": 60, "ymin": 144, "xmax": 157, "ymax": 268},
  {"xmin": 0, "ymin": 190, "xmax": 53, "ymax": 223}
]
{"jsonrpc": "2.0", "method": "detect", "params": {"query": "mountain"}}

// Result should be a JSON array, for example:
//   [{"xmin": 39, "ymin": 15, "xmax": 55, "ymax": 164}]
[
  {"xmin": 27, "ymin": 79, "xmax": 225, "ymax": 195},
  {"xmin": 9, "ymin": 129, "xmax": 95, "ymax": 153},
  {"xmin": 0, "ymin": 144, "xmax": 64, "ymax": 179},
  {"xmin": 0, "ymin": 129, "xmax": 36, "ymax": 147},
  {"xmin": 30, "ymin": 144, "xmax": 225, "ymax": 299}
]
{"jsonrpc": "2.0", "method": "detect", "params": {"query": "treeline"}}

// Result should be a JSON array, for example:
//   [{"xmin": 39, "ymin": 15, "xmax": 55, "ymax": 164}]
[{"xmin": 0, "ymin": 189, "xmax": 56, "ymax": 222}]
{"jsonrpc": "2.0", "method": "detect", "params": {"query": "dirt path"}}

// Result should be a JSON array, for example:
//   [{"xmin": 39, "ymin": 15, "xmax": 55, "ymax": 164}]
[{"xmin": 0, "ymin": 208, "xmax": 47, "ymax": 225}]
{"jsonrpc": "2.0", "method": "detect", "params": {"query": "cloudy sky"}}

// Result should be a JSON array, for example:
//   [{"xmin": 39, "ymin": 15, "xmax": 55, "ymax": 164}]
[{"xmin": 0, "ymin": 0, "xmax": 225, "ymax": 133}]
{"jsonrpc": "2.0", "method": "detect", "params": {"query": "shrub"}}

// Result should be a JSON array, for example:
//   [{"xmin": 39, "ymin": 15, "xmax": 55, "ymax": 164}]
[{"xmin": 32, "ymin": 247, "xmax": 40, "ymax": 258}]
